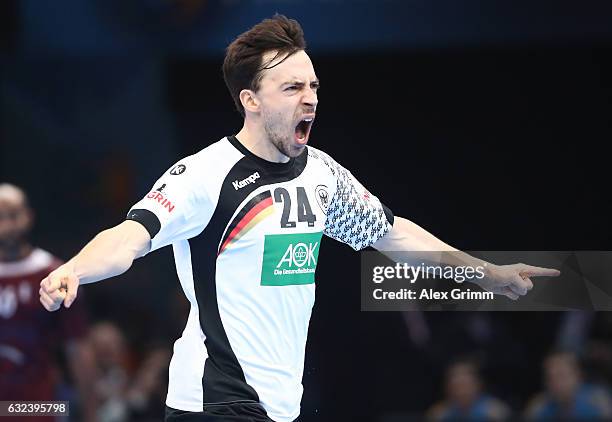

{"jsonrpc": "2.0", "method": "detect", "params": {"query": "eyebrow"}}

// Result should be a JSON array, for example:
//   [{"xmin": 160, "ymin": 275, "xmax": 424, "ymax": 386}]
[{"xmin": 282, "ymin": 79, "xmax": 320, "ymax": 87}]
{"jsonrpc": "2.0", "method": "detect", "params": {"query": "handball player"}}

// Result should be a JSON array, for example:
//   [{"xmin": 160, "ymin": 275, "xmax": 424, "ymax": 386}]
[{"xmin": 40, "ymin": 15, "xmax": 560, "ymax": 422}]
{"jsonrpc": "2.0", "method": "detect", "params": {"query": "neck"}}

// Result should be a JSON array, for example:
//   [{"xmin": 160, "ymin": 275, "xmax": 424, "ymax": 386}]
[
  {"xmin": 0, "ymin": 242, "xmax": 33, "ymax": 262},
  {"xmin": 236, "ymin": 121, "xmax": 290, "ymax": 163}
]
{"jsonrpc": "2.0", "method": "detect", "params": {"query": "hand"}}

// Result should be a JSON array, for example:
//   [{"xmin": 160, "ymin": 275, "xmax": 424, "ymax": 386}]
[
  {"xmin": 39, "ymin": 263, "xmax": 80, "ymax": 311},
  {"xmin": 473, "ymin": 263, "xmax": 560, "ymax": 300}
]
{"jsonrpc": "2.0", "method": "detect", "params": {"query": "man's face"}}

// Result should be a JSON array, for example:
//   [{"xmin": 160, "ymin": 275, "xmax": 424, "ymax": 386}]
[
  {"xmin": 0, "ymin": 198, "xmax": 32, "ymax": 249},
  {"xmin": 253, "ymin": 50, "xmax": 319, "ymax": 158}
]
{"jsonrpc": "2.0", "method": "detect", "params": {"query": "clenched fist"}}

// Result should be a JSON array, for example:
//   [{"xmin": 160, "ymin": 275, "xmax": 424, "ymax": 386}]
[{"xmin": 39, "ymin": 263, "xmax": 80, "ymax": 311}]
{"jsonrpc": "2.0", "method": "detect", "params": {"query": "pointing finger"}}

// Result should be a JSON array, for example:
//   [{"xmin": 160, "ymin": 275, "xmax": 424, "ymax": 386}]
[{"xmin": 521, "ymin": 265, "xmax": 561, "ymax": 278}]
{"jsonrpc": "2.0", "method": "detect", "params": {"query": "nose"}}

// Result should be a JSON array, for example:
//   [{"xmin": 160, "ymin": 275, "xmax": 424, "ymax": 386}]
[{"xmin": 302, "ymin": 88, "xmax": 318, "ymax": 110}]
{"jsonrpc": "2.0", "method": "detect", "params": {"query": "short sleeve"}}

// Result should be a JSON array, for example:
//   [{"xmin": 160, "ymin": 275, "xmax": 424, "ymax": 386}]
[
  {"xmin": 323, "ymin": 157, "xmax": 394, "ymax": 250},
  {"xmin": 126, "ymin": 160, "xmax": 213, "ymax": 252}
]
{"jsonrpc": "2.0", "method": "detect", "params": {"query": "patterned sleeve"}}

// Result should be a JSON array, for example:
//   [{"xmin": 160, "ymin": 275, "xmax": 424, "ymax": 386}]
[{"xmin": 319, "ymin": 152, "xmax": 394, "ymax": 250}]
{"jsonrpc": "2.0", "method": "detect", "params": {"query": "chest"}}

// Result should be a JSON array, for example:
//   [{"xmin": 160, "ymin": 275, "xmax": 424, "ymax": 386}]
[{"xmin": 214, "ymin": 168, "xmax": 334, "ymax": 287}]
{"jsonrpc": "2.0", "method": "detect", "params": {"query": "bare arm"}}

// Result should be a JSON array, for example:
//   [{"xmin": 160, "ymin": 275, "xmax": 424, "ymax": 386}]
[
  {"xmin": 373, "ymin": 216, "xmax": 560, "ymax": 300},
  {"xmin": 39, "ymin": 220, "xmax": 151, "ymax": 311},
  {"xmin": 373, "ymin": 216, "xmax": 457, "ymax": 252},
  {"xmin": 69, "ymin": 220, "xmax": 151, "ymax": 284}
]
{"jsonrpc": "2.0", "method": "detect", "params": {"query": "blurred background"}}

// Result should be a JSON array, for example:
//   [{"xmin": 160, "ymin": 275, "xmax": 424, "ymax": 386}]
[{"xmin": 2, "ymin": 0, "xmax": 612, "ymax": 421}]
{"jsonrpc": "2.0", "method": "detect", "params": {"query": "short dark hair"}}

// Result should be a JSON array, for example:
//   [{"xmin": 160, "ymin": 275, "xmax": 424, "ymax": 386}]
[{"xmin": 222, "ymin": 14, "xmax": 306, "ymax": 116}]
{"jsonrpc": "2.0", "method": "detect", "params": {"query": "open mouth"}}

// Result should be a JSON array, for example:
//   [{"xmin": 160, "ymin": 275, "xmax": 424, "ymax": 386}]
[{"xmin": 294, "ymin": 117, "xmax": 314, "ymax": 145}]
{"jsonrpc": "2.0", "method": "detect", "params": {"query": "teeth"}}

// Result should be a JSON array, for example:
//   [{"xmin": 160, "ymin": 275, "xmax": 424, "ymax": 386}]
[{"xmin": 303, "ymin": 118, "xmax": 313, "ymax": 122}]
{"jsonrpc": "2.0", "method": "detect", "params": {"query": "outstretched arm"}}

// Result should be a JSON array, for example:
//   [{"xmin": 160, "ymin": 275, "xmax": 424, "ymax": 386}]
[
  {"xmin": 39, "ymin": 220, "xmax": 150, "ymax": 311},
  {"xmin": 372, "ymin": 216, "xmax": 560, "ymax": 300}
]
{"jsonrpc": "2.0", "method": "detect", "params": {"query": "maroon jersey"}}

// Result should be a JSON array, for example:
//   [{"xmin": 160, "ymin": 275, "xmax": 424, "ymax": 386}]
[{"xmin": 0, "ymin": 248, "xmax": 87, "ymax": 401}]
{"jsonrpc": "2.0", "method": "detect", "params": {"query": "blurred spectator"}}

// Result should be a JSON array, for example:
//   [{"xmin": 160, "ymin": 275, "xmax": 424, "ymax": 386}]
[
  {"xmin": 0, "ymin": 183, "xmax": 96, "ymax": 420},
  {"xmin": 85, "ymin": 321, "xmax": 170, "ymax": 422},
  {"xmin": 525, "ymin": 350, "xmax": 612, "ymax": 420},
  {"xmin": 427, "ymin": 358, "xmax": 510, "ymax": 421}
]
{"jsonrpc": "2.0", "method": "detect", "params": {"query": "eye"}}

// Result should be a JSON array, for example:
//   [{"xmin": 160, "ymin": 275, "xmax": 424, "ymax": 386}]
[{"xmin": 284, "ymin": 86, "xmax": 298, "ymax": 92}]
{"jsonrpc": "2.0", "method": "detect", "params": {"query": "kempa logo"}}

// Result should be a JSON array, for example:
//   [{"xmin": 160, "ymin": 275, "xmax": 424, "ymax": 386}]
[
  {"xmin": 169, "ymin": 164, "xmax": 186, "ymax": 175},
  {"xmin": 233, "ymin": 172, "xmax": 260, "ymax": 190},
  {"xmin": 275, "ymin": 242, "xmax": 318, "ymax": 273}
]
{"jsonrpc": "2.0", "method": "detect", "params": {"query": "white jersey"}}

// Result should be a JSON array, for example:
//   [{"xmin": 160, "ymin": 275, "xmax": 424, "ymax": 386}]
[{"xmin": 127, "ymin": 136, "xmax": 393, "ymax": 421}]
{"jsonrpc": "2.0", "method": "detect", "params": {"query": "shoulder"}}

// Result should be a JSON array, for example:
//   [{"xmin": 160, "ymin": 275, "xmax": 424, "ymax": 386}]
[
  {"xmin": 161, "ymin": 137, "xmax": 245, "ymax": 195},
  {"xmin": 306, "ymin": 146, "xmax": 344, "ymax": 177},
  {"xmin": 307, "ymin": 145, "xmax": 334, "ymax": 164},
  {"xmin": 170, "ymin": 137, "xmax": 243, "ymax": 177},
  {"xmin": 33, "ymin": 248, "xmax": 63, "ymax": 273},
  {"xmin": 0, "ymin": 248, "xmax": 59, "ymax": 278}
]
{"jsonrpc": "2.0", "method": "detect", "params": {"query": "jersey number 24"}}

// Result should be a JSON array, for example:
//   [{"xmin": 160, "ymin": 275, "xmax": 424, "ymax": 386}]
[{"xmin": 273, "ymin": 187, "xmax": 317, "ymax": 228}]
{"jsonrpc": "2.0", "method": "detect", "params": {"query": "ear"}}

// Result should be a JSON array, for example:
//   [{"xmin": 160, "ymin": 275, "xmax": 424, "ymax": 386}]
[{"xmin": 239, "ymin": 89, "xmax": 260, "ymax": 114}]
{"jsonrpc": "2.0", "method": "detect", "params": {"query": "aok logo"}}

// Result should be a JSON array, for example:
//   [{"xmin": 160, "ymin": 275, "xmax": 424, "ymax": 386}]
[
  {"xmin": 261, "ymin": 232, "xmax": 323, "ymax": 286},
  {"xmin": 276, "ymin": 242, "xmax": 318, "ymax": 269}
]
